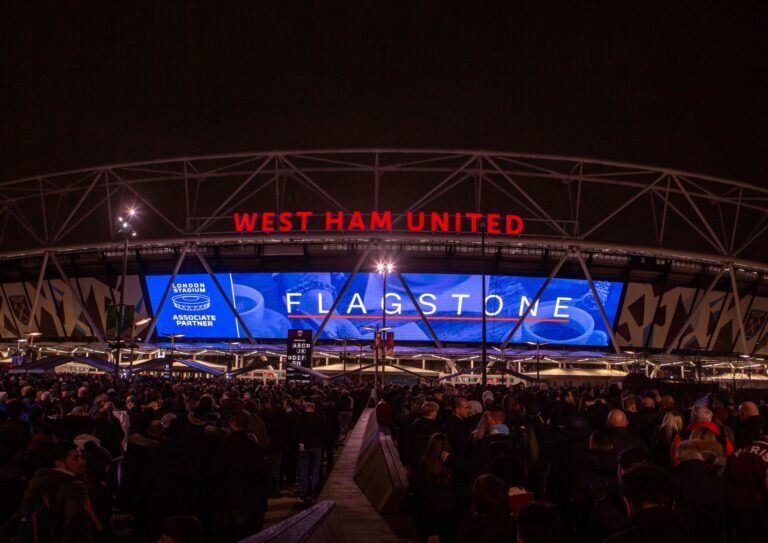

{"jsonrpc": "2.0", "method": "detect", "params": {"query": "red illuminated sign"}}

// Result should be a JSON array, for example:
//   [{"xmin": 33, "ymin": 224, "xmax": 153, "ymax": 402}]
[{"xmin": 233, "ymin": 211, "xmax": 524, "ymax": 235}]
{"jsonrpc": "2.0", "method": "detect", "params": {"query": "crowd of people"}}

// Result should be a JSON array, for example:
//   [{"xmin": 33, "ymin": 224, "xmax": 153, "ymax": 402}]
[
  {"xmin": 378, "ymin": 380, "xmax": 768, "ymax": 543},
  {"xmin": 0, "ymin": 373, "xmax": 368, "ymax": 543},
  {"xmin": 1, "ymin": 371, "xmax": 768, "ymax": 543}
]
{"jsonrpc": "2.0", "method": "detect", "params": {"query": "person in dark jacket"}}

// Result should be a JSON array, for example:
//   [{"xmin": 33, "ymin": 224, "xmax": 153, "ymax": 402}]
[
  {"xmin": 517, "ymin": 501, "xmax": 563, "ymax": 543},
  {"xmin": 572, "ymin": 431, "xmax": 617, "ymax": 503},
  {"xmin": 243, "ymin": 400, "xmax": 270, "ymax": 450},
  {"xmin": 605, "ymin": 410, "xmax": 647, "ymax": 456},
  {"xmin": 724, "ymin": 434, "xmax": 768, "ymax": 512},
  {"xmin": 412, "ymin": 433, "xmax": 458, "ymax": 542},
  {"xmin": 121, "ymin": 420, "xmax": 162, "ymax": 540},
  {"xmin": 321, "ymin": 400, "xmax": 340, "ymax": 474},
  {"xmin": 0, "ymin": 400, "xmax": 30, "ymax": 467},
  {"xmin": 295, "ymin": 402, "xmax": 324, "ymax": 502},
  {"xmin": 209, "ymin": 411, "xmax": 272, "ymax": 542},
  {"xmin": 456, "ymin": 474, "xmax": 516, "ymax": 543},
  {"xmin": 157, "ymin": 515, "xmax": 205, "ymax": 543},
  {"xmin": 281, "ymin": 396, "xmax": 300, "ymax": 486},
  {"xmin": 731, "ymin": 466, "xmax": 768, "ymax": 543},
  {"xmin": 670, "ymin": 440, "xmax": 739, "ymax": 543},
  {"xmin": 600, "ymin": 465, "xmax": 693, "ymax": 543},
  {"xmin": 445, "ymin": 396, "xmax": 473, "ymax": 515},
  {"xmin": 2, "ymin": 441, "xmax": 96, "ymax": 542},
  {"xmin": 403, "ymin": 401, "xmax": 440, "ymax": 469},
  {"xmin": 588, "ymin": 447, "xmax": 651, "ymax": 543},
  {"xmin": 146, "ymin": 417, "xmax": 204, "ymax": 539},
  {"xmin": 735, "ymin": 401, "xmax": 766, "ymax": 448}
]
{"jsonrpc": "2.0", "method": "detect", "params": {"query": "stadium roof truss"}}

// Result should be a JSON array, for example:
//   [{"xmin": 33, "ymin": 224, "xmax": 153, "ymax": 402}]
[{"xmin": 2, "ymin": 150, "xmax": 768, "ymax": 360}]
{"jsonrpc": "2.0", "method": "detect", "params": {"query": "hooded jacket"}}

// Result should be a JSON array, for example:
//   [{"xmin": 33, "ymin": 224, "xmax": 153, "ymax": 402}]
[
  {"xmin": 5, "ymin": 468, "xmax": 93, "ymax": 542},
  {"xmin": 669, "ymin": 421, "xmax": 734, "ymax": 465}
]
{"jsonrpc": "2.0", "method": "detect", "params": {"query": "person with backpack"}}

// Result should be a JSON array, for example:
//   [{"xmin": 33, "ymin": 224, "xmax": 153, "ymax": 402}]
[{"xmin": 3, "ymin": 441, "xmax": 99, "ymax": 542}]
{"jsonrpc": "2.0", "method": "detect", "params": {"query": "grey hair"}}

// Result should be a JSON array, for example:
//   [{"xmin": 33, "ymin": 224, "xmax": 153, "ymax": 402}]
[{"xmin": 690, "ymin": 405, "xmax": 713, "ymax": 423}]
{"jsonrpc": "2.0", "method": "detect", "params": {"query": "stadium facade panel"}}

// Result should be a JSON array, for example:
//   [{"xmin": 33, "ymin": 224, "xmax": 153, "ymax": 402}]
[{"xmin": 1, "ymin": 150, "xmax": 767, "ymax": 358}]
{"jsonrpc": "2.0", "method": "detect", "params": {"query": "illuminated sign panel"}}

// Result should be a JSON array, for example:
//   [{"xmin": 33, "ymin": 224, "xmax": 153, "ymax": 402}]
[
  {"xmin": 233, "ymin": 211, "xmax": 525, "ymax": 235},
  {"xmin": 146, "ymin": 272, "xmax": 624, "ymax": 346}
]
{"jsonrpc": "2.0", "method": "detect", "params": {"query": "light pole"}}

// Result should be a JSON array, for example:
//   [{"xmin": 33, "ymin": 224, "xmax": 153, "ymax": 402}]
[
  {"xmin": 526, "ymin": 341, "xmax": 547, "ymax": 385},
  {"xmin": 115, "ymin": 208, "xmax": 137, "ymax": 379},
  {"xmin": 492, "ymin": 345, "xmax": 506, "ymax": 386},
  {"xmin": 130, "ymin": 317, "xmax": 151, "ymax": 376},
  {"xmin": 364, "ymin": 261, "xmax": 395, "ymax": 388},
  {"xmin": 16, "ymin": 338, "xmax": 27, "ymax": 373},
  {"xmin": 164, "ymin": 333, "xmax": 184, "ymax": 379},
  {"xmin": 481, "ymin": 223, "xmax": 487, "ymax": 386},
  {"xmin": 362, "ymin": 323, "xmax": 393, "ymax": 388},
  {"xmin": 227, "ymin": 341, "xmax": 240, "ymax": 379}
]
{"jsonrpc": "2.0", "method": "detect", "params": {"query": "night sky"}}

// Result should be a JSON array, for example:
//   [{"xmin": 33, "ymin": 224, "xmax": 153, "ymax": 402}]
[{"xmin": 2, "ymin": 2, "xmax": 767, "ymax": 185}]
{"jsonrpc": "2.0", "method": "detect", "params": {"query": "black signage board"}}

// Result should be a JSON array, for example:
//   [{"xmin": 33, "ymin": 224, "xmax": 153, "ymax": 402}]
[{"xmin": 287, "ymin": 329, "xmax": 312, "ymax": 384}]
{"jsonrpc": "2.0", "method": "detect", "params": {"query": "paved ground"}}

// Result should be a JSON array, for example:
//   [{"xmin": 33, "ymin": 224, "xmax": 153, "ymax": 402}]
[{"xmin": 319, "ymin": 409, "xmax": 418, "ymax": 543}]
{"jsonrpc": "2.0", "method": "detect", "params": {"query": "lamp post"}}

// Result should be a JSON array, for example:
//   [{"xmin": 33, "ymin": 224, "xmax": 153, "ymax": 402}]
[
  {"xmin": 114, "ymin": 208, "xmax": 137, "ymax": 379},
  {"xmin": 362, "ymin": 323, "xmax": 393, "ymax": 388},
  {"xmin": 16, "ymin": 338, "xmax": 27, "ymax": 374},
  {"xmin": 739, "ymin": 353, "xmax": 752, "ymax": 390},
  {"xmin": 130, "ymin": 317, "xmax": 151, "ymax": 376},
  {"xmin": 526, "ymin": 341, "xmax": 547, "ymax": 385},
  {"xmin": 481, "ymin": 223, "xmax": 487, "ymax": 386},
  {"xmin": 164, "ymin": 333, "xmax": 184, "ymax": 379},
  {"xmin": 492, "ymin": 345, "xmax": 506, "ymax": 386},
  {"xmin": 336, "ymin": 338, "xmax": 351, "ymax": 383},
  {"xmin": 364, "ymin": 261, "xmax": 395, "ymax": 388},
  {"xmin": 227, "ymin": 341, "xmax": 240, "ymax": 379}
]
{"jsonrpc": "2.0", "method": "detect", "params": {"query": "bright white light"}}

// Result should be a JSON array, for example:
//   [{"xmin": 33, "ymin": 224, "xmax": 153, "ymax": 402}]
[
  {"xmin": 128, "ymin": 208, "xmax": 136, "ymax": 216},
  {"xmin": 117, "ymin": 217, "xmax": 123, "ymax": 222},
  {"xmin": 376, "ymin": 261, "xmax": 395, "ymax": 274}
]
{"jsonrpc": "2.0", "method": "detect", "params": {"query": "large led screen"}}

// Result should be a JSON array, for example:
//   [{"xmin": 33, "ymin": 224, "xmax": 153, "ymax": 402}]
[{"xmin": 145, "ymin": 272, "xmax": 624, "ymax": 346}]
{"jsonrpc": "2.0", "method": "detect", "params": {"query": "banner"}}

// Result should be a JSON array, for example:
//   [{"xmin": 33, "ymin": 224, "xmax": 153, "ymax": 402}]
[
  {"xmin": 286, "ymin": 329, "xmax": 312, "ymax": 383},
  {"xmin": 146, "ymin": 272, "xmax": 624, "ymax": 346}
]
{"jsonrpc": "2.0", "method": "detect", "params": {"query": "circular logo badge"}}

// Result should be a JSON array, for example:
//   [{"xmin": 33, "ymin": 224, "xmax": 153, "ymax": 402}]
[{"xmin": 171, "ymin": 294, "xmax": 211, "ymax": 311}]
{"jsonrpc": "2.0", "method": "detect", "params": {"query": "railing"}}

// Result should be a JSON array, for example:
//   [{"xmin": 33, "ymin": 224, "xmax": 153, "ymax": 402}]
[
  {"xmin": 319, "ymin": 389, "xmax": 415, "ymax": 542},
  {"xmin": 239, "ymin": 500, "xmax": 343, "ymax": 543},
  {"xmin": 353, "ymin": 396, "xmax": 409, "ymax": 513}
]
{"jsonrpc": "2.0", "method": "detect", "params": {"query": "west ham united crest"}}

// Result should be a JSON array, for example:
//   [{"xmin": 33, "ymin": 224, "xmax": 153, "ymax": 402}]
[
  {"xmin": 745, "ymin": 310, "xmax": 767, "ymax": 340},
  {"xmin": 9, "ymin": 295, "xmax": 30, "ymax": 325}
]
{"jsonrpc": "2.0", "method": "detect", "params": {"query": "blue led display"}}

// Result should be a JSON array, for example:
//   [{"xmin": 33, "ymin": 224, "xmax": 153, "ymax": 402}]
[{"xmin": 145, "ymin": 272, "xmax": 624, "ymax": 346}]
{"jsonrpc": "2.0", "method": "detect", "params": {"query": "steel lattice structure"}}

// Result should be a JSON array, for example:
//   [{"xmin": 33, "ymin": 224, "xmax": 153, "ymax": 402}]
[
  {"xmin": 3, "ymin": 150, "xmax": 768, "ymax": 377},
  {"xmin": 1, "ymin": 149, "xmax": 767, "ymax": 265}
]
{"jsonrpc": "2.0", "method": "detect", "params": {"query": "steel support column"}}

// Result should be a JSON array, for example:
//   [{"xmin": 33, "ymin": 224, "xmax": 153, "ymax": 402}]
[
  {"xmin": 574, "ymin": 250, "xmax": 623, "ymax": 354},
  {"xmin": 501, "ymin": 250, "xmax": 571, "ymax": 349},
  {"xmin": 665, "ymin": 269, "xmax": 726, "ymax": 354},
  {"xmin": 27, "ymin": 252, "xmax": 49, "ymax": 334},
  {"xmin": 192, "ymin": 245, "xmax": 256, "ymax": 344},
  {"xmin": 311, "ymin": 245, "xmax": 373, "ymax": 345},
  {"xmin": 395, "ymin": 271, "xmax": 443, "ymax": 351},
  {"xmin": 728, "ymin": 267, "xmax": 750, "ymax": 354},
  {"xmin": 144, "ymin": 245, "xmax": 190, "ymax": 342}
]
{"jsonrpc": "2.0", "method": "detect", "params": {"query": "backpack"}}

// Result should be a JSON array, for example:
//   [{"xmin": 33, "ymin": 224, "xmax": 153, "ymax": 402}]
[{"xmin": 16, "ymin": 495, "xmax": 59, "ymax": 543}]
